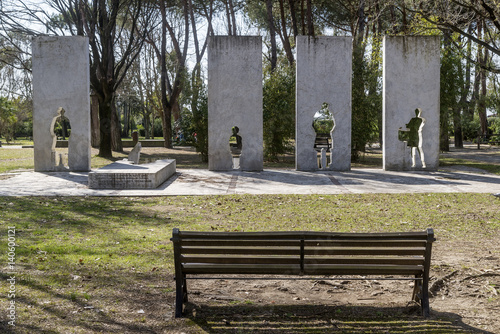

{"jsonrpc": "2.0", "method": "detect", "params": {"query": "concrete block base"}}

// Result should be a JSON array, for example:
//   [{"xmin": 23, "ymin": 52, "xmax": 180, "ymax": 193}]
[{"xmin": 88, "ymin": 159, "xmax": 176, "ymax": 189}]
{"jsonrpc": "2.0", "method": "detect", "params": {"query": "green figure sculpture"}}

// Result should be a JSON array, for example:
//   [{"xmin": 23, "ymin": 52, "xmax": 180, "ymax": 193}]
[{"xmin": 405, "ymin": 108, "xmax": 426, "ymax": 168}]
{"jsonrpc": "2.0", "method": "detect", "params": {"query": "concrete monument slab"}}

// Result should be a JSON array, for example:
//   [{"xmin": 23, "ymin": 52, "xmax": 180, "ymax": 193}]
[
  {"xmin": 32, "ymin": 36, "xmax": 91, "ymax": 172},
  {"xmin": 383, "ymin": 36, "xmax": 440, "ymax": 171},
  {"xmin": 88, "ymin": 159, "xmax": 176, "ymax": 189},
  {"xmin": 296, "ymin": 36, "xmax": 352, "ymax": 171},
  {"xmin": 208, "ymin": 36, "xmax": 263, "ymax": 171}
]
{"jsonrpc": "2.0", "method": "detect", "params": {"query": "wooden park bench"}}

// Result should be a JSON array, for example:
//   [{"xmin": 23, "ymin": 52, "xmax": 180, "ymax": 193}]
[
  {"xmin": 171, "ymin": 228, "xmax": 436, "ymax": 318},
  {"xmin": 314, "ymin": 134, "xmax": 331, "ymax": 152},
  {"xmin": 477, "ymin": 134, "xmax": 500, "ymax": 149}
]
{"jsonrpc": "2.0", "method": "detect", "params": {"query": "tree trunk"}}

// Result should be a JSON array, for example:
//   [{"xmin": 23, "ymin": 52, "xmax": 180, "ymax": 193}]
[
  {"xmin": 159, "ymin": 0, "xmax": 172, "ymax": 148},
  {"xmin": 287, "ymin": 0, "xmax": 299, "ymax": 39},
  {"xmin": 355, "ymin": 0, "xmax": 366, "ymax": 45},
  {"xmin": 228, "ymin": 0, "xmax": 237, "ymax": 35},
  {"xmin": 91, "ymin": 94, "xmax": 100, "ymax": 148},
  {"xmin": 351, "ymin": 0, "xmax": 367, "ymax": 158},
  {"xmin": 300, "ymin": 0, "xmax": 306, "ymax": 35},
  {"xmin": 121, "ymin": 102, "xmax": 129, "ymax": 138},
  {"xmin": 440, "ymin": 109, "xmax": 450, "ymax": 151},
  {"xmin": 479, "ymin": 48, "xmax": 488, "ymax": 135},
  {"xmin": 453, "ymin": 35, "xmax": 471, "ymax": 149},
  {"xmin": 453, "ymin": 107, "xmax": 464, "ymax": 148},
  {"xmin": 306, "ymin": 0, "xmax": 314, "ymax": 36},
  {"xmin": 266, "ymin": 0, "xmax": 277, "ymax": 71},
  {"xmin": 472, "ymin": 20, "xmax": 487, "ymax": 136},
  {"xmin": 110, "ymin": 95, "xmax": 122, "ymax": 152},
  {"xmin": 161, "ymin": 106, "xmax": 171, "ymax": 148},
  {"xmin": 172, "ymin": 100, "xmax": 181, "ymax": 122},
  {"xmin": 98, "ymin": 93, "xmax": 113, "ymax": 158},
  {"xmin": 440, "ymin": 31, "xmax": 451, "ymax": 152},
  {"xmin": 279, "ymin": 0, "xmax": 294, "ymax": 66},
  {"xmin": 224, "ymin": 0, "xmax": 233, "ymax": 35}
]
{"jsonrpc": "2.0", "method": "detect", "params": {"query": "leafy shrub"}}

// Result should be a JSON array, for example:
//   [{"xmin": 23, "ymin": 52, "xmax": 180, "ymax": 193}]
[{"xmin": 263, "ymin": 65, "xmax": 295, "ymax": 161}]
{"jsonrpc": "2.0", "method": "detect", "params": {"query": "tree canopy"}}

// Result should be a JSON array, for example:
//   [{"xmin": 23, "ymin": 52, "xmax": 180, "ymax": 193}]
[{"xmin": 1, "ymin": 0, "xmax": 499, "ymax": 158}]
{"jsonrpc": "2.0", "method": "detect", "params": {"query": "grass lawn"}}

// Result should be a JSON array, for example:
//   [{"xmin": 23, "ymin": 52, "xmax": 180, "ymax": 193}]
[
  {"xmin": 2, "ymin": 141, "xmax": 500, "ymax": 173},
  {"xmin": 1, "ymin": 143, "xmax": 500, "ymax": 332},
  {"xmin": 0, "ymin": 137, "xmax": 391, "ymax": 173},
  {"xmin": 1, "ymin": 194, "xmax": 499, "ymax": 333}
]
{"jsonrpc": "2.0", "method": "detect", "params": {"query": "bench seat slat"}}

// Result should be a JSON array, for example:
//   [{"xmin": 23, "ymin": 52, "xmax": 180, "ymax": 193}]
[
  {"xmin": 183, "ymin": 264, "xmax": 301, "ymax": 275},
  {"xmin": 181, "ymin": 247, "xmax": 300, "ymax": 255},
  {"xmin": 306, "ymin": 257, "xmax": 424, "ymax": 265},
  {"xmin": 303, "ymin": 265, "xmax": 423, "ymax": 276},
  {"xmin": 182, "ymin": 264, "xmax": 423, "ymax": 276},
  {"xmin": 180, "ymin": 256, "xmax": 425, "ymax": 266},
  {"xmin": 181, "ymin": 256, "xmax": 300, "ymax": 264},
  {"xmin": 305, "ymin": 248, "xmax": 426, "ymax": 256}
]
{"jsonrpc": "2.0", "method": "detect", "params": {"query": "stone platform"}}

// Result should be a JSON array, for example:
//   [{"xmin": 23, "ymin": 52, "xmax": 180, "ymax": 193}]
[{"xmin": 88, "ymin": 159, "xmax": 176, "ymax": 189}]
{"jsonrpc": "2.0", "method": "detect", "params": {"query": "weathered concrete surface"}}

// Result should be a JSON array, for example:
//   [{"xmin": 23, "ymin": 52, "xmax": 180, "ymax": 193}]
[
  {"xmin": 2, "ymin": 144, "xmax": 499, "ymax": 196},
  {"xmin": 1, "ymin": 167, "xmax": 499, "ymax": 196},
  {"xmin": 296, "ymin": 36, "xmax": 352, "ymax": 171},
  {"xmin": 208, "ymin": 36, "xmax": 263, "ymax": 171},
  {"xmin": 88, "ymin": 159, "xmax": 176, "ymax": 189},
  {"xmin": 383, "ymin": 36, "xmax": 440, "ymax": 171},
  {"xmin": 32, "ymin": 36, "xmax": 91, "ymax": 172}
]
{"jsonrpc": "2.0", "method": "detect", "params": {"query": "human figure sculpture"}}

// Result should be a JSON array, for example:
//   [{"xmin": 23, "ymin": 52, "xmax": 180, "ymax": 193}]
[
  {"xmin": 232, "ymin": 126, "xmax": 242, "ymax": 150},
  {"xmin": 328, "ymin": 115, "xmax": 336, "ymax": 168},
  {"xmin": 405, "ymin": 108, "xmax": 426, "ymax": 168},
  {"xmin": 230, "ymin": 126, "xmax": 242, "ymax": 169}
]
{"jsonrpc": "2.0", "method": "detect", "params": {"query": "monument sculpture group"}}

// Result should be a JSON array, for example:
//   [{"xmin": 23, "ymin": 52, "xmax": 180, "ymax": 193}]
[
  {"xmin": 32, "ymin": 36, "xmax": 91, "ymax": 172},
  {"xmin": 383, "ymin": 36, "xmax": 440, "ymax": 171},
  {"xmin": 208, "ymin": 35, "xmax": 439, "ymax": 172},
  {"xmin": 32, "ymin": 35, "xmax": 439, "ymax": 178}
]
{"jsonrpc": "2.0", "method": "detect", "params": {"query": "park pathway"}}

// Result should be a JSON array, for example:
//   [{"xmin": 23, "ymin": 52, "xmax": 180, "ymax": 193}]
[{"xmin": 1, "ymin": 144, "xmax": 499, "ymax": 196}]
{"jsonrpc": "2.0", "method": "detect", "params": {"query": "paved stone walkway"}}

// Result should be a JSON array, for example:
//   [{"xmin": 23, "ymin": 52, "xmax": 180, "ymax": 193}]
[
  {"xmin": 0, "ymin": 167, "xmax": 499, "ymax": 196},
  {"xmin": 1, "ymin": 144, "xmax": 499, "ymax": 196}
]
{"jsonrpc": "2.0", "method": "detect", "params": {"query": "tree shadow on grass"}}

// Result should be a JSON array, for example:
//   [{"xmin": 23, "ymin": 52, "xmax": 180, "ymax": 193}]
[
  {"xmin": 188, "ymin": 303, "xmax": 493, "ymax": 334},
  {"xmin": 0, "ymin": 269, "xmax": 169, "ymax": 334}
]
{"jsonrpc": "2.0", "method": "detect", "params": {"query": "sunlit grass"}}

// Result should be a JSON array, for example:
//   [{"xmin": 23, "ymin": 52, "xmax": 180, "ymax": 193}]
[
  {"xmin": 440, "ymin": 156, "xmax": 500, "ymax": 174},
  {"xmin": 0, "ymin": 137, "xmax": 34, "ymax": 146},
  {"xmin": 0, "ymin": 194, "xmax": 498, "ymax": 333},
  {"xmin": 0, "ymin": 148, "xmax": 35, "ymax": 173},
  {"xmin": 2, "ymin": 142, "xmax": 500, "ymax": 173}
]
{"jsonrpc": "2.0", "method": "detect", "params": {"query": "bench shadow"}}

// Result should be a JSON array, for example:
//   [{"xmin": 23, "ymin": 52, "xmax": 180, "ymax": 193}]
[{"xmin": 187, "ymin": 303, "xmax": 493, "ymax": 334}]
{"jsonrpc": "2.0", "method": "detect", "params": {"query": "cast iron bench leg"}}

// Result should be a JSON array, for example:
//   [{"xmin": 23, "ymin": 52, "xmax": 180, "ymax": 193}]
[
  {"xmin": 183, "ymin": 275, "xmax": 188, "ymax": 303},
  {"xmin": 175, "ymin": 275, "xmax": 184, "ymax": 318},
  {"xmin": 422, "ymin": 277, "xmax": 430, "ymax": 317}
]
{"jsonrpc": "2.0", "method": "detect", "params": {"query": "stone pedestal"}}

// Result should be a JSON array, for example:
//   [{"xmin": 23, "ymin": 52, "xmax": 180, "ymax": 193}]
[
  {"xmin": 383, "ymin": 36, "xmax": 440, "ymax": 171},
  {"xmin": 32, "ymin": 36, "xmax": 91, "ymax": 172},
  {"xmin": 88, "ymin": 159, "xmax": 176, "ymax": 189},
  {"xmin": 208, "ymin": 36, "xmax": 263, "ymax": 171},
  {"xmin": 296, "ymin": 36, "xmax": 352, "ymax": 171}
]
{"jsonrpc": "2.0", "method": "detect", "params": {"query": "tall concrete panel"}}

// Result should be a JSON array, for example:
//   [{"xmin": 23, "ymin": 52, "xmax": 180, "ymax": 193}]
[
  {"xmin": 32, "ymin": 36, "xmax": 91, "ymax": 172},
  {"xmin": 296, "ymin": 36, "xmax": 352, "ymax": 171},
  {"xmin": 208, "ymin": 36, "xmax": 263, "ymax": 171},
  {"xmin": 383, "ymin": 36, "xmax": 440, "ymax": 171}
]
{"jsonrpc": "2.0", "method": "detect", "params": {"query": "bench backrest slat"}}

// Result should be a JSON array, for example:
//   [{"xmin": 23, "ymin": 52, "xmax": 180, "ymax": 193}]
[
  {"xmin": 179, "ymin": 239, "xmax": 427, "ymax": 247},
  {"xmin": 181, "ymin": 255, "xmax": 425, "ymax": 266},
  {"xmin": 174, "ymin": 231, "xmax": 430, "ymax": 240},
  {"xmin": 180, "ymin": 246, "xmax": 426, "ymax": 256}
]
